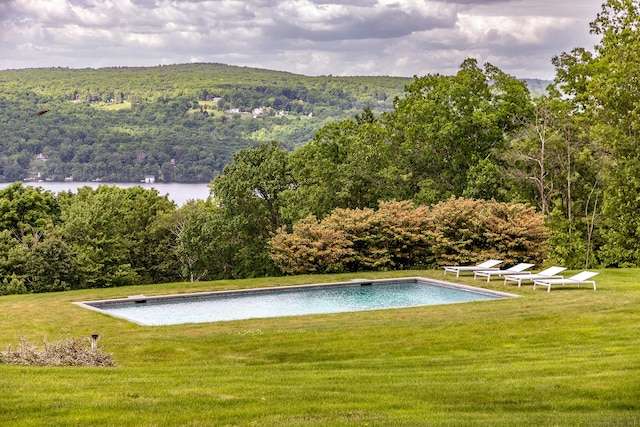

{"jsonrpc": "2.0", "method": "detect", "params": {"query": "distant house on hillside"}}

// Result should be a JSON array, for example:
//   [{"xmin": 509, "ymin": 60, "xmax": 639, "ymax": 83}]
[{"xmin": 144, "ymin": 175, "xmax": 155, "ymax": 183}]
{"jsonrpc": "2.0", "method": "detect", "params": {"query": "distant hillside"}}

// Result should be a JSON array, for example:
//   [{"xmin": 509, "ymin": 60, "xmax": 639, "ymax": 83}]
[
  {"xmin": 0, "ymin": 63, "xmax": 412, "ymax": 183},
  {"xmin": 0, "ymin": 63, "xmax": 550, "ymax": 184},
  {"xmin": 0, "ymin": 63, "xmax": 411, "ymax": 112}
]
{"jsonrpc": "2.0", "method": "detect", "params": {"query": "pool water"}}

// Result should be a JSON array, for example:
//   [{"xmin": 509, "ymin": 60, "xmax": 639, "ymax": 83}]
[{"xmin": 77, "ymin": 278, "xmax": 515, "ymax": 325}]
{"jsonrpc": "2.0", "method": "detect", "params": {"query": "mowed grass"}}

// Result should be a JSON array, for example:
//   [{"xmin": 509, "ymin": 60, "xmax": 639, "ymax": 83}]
[{"xmin": 1, "ymin": 269, "xmax": 639, "ymax": 426}]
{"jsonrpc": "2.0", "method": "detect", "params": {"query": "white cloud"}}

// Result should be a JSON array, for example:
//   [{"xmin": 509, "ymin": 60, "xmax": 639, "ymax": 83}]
[
  {"xmin": 0, "ymin": 0, "xmax": 604, "ymax": 78},
  {"xmin": 457, "ymin": 14, "xmax": 572, "ymax": 46}
]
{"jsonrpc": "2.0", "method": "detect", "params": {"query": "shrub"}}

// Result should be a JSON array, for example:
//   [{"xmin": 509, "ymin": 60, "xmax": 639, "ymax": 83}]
[
  {"xmin": 428, "ymin": 197, "xmax": 549, "ymax": 266},
  {"xmin": 323, "ymin": 201, "xmax": 433, "ymax": 271},
  {"xmin": 270, "ymin": 215, "xmax": 354, "ymax": 274},
  {"xmin": 270, "ymin": 198, "xmax": 550, "ymax": 274}
]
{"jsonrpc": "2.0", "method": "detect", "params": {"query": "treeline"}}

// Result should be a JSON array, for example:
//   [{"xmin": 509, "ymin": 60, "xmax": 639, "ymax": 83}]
[
  {"xmin": 0, "ymin": 182, "xmax": 547, "ymax": 294},
  {"xmin": 0, "ymin": 63, "xmax": 410, "ymax": 183},
  {"xmin": 0, "ymin": 63, "xmax": 406, "ymax": 111}
]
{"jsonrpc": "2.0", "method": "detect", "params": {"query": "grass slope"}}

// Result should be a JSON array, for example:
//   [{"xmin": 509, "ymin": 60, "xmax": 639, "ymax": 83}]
[{"xmin": 1, "ymin": 269, "xmax": 639, "ymax": 426}]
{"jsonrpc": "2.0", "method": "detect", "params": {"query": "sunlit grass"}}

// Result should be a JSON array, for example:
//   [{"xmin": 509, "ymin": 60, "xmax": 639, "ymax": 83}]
[
  {"xmin": 92, "ymin": 101, "xmax": 132, "ymax": 110},
  {"xmin": 1, "ymin": 269, "xmax": 640, "ymax": 425}
]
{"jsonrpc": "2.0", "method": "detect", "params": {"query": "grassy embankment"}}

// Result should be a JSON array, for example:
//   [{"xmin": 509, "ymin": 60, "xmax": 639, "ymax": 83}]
[{"xmin": 1, "ymin": 269, "xmax": 639, "ymax": 426}]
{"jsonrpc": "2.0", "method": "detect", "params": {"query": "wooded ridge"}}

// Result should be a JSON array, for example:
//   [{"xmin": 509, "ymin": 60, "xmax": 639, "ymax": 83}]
[{"xmin": 0, "ymin": 63, "xmax": 411, "ymax": 183}]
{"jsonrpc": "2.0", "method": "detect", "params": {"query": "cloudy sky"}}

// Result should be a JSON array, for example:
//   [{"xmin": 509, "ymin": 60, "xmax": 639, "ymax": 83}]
[{"xmin": 0, "ymin": 0, "xmax": 603, "ymax": 79}]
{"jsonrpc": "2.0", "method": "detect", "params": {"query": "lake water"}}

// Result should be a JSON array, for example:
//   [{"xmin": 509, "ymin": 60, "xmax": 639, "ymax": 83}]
[
  {"xmin": 0, "ymin": 182, "xmax": 211, "ymax": 206},
  {"xmin": 76, "ymin": 278, "xmax": 516, "ymax": 325}
]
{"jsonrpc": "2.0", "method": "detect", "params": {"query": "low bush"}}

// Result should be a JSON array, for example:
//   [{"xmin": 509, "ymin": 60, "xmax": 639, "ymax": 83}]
[
  {"xmin": 1, "ymin": 336, "xmax": 116, "ymax": 367},
  {"xmin": 270, "ymin": 197, "xmax": 549, "ymax": 274}
]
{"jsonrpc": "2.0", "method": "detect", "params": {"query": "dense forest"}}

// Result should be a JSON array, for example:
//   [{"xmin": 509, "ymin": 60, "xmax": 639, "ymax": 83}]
[
  {"xmin": 0, "ymin": 64, "xmax": 410, "ymax": 183},
  {"xmin": 1, "ymin": 0, "xmax": 639, "ymax": 294}
]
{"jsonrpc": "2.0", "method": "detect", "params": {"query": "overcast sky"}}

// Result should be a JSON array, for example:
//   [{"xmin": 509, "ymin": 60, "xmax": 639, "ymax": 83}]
[{"xmin": 0, "ymin": 0, "xmax": 604, "ymax": 79}]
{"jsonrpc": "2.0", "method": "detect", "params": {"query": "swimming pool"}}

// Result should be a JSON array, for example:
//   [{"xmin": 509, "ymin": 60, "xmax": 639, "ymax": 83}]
[{"xmin": 75, "ymin": 278, "xmax": 517, "ymax": 326}]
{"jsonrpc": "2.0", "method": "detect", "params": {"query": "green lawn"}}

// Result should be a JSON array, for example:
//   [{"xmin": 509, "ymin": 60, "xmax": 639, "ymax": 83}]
[{"xmin": 1, "ymin": 269, "xmax": 639, "ymax": 426}]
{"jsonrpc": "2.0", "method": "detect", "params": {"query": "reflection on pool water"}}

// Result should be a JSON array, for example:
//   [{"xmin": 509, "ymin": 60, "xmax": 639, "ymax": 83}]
[{"xmin": 75, "ymin": 278, "xmax": 517, "ymax": 326}]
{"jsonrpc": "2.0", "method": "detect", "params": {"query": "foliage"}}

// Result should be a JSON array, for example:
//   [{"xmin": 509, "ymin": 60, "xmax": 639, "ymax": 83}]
[
  {"xmin": 284, "ymin": 107, "xmax": 405, "ymax": 222},
  {"xmin": 0, "ymin": 184, "xmax": 79, "ymax": 294},
  {"xmin": 21, "ymin": 236, "xmax": 81, "ymax": 293},
  {"xmin": 270, "ymin": 198, "xmax": 549, "ymax": 274},
  {"xmin": 0, "ymin": 182, "xmax": 60, "ymax": 238},
  {"xmin": 58, "ymin": 185, "xmax": 180, "ymax": 287},
  {"xmin": 550, "ymin": 0, "xmax": 640, "ymax": 267},
  {"xmin": 502, "ymin": 95, "xmax": 602, "ymax": 268},
  {"xmin": 384, "ymin": 58, "xmax": 532, "ymax": 203},
  {"xmin": 0, "ymin": 183, "xmax": 181, "ymax": 293},
  {"xmin": 169, "ymin": 200, "xmax": 242, "ymax": 281},
  {"xmin": 0, "ymin": 64, "xmax": 409, "ymax": 183},
  {"xmin": 208, "ymin": 142, "xmax": 294, "ymax": 278},
  {"xmin": 322, "ymin": 201, "xmax": 433, "ymax": 271},
  {"xmin": 270, "ymin": 215, "xmax": 355, "ymax": 275},
  {"xmin": 428, "ymin": 197, "xmax": 550, "ymax": 266},
  {"xmin": 212, "ymin": 141, "xmax": 292, "ymax": 231}
]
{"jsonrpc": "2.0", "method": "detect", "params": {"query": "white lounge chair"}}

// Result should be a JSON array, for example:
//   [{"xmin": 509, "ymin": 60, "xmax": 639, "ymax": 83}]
[
  {"xmin": 443, "ymin": 260, "xmax": 503, "ymax": 277},
  {"xmin": 503, "ymin": 266, "xmax": 567, "ymax": 287},
  {"xmin": 533, "ymin": 271, "xmax": 599, "ymax": 292},
  {"xmin": 474, "ymin": 263, "xmax": 535, "ymax": 282}
]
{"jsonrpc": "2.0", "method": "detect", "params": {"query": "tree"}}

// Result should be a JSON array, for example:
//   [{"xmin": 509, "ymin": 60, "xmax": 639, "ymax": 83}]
[
  {"xmin": 209, "ymin": 141, "xmax": 294, "ymax": 277},
  {"xmin": 59, "ymin": 187, "xmax": 139, "ymax": 288},
  {"xmin": 0, "ymin": 183, "xmax": 60, "ymax": 240},
  {"xmin": 506, "ymin": 96, "xmax": 564, "ymax": 216},
  {"xmin": 384, "ymin": 59, "xmax": 531, "ymax": 203},
  {"xmin": 551, "ymin": 0, "xmax": 640, "ymax": 266},
  {"xmin": 425, "ymin": 197, "xmax": 549, "ymax": 267},
  {"xmin": 118, "ymin": 186, "xmax": 181, "ymax": 283},
  {"xmin": 157, "ymin": 201, "xmax": 208, "ymax": 282},
  {"xmin": 161, "ymin": 200, "xmax": 240, "ymax": 281},
  {"xmin": 58, "ymin": 186, "xmax": 179, "ymax": 287},
  {"xmin": 0, "ymin": 184, "xmax": 78, "ymax": 293},
  {"xmin": 22, "ymin": 236, "xmax": 81, "ymax": 293},
  {"xmin": 269, "ymin": 215, "xmax": 354, "ymax": 275},
  {"xmin": 285, "ymin": 110, "xmax": 400, "ymax": 221}
]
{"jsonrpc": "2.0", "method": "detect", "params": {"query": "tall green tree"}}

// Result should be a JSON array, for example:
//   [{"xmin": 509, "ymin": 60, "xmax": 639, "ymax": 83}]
[
  {"xmin": 384, "ymin": 59, "xmax": 532, "ymax": 204},
  {"xmin": 285, "ymin": 107, "xmax": 401, "ymax": 221},
  {"xmin": 0, "ymin": 184, "xmax": 85, "ymax": 293},
  {"xmin": 59, "ymin": 186, "xmax": 179, "ymax": 287},
  {"xmin": 505, "ymin": 94, "xmax": 602, "ymax": 268},
  {"xmin": 176, "ymin": 201, "xmax": 243, "ymax": 281},
  {"xmin": 209, "ymin": 141, "xmax": 293, "ymax": 277},
  {"xmin": 552, "ymin": 0, "xmax": 640, "ymax": 266},
  {"xmin": 0, "ymin": 183, "xmax": 60, "ymax": 240}
]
